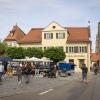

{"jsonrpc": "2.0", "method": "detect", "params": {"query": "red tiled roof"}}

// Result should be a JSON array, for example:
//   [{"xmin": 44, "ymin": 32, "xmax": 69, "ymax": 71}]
[
  {"xmin": 91, "ymin": 53, "xmax": 100, "ymax": 62},
  {"xmin": 66, "ymin": 27, "xmax": 90, "ymax": 43},
  {"xmin": 4, "ymin": 25, "xmax": 91, "ymax": 44},
  {"xmin": 4, "ymin": 25, "xmax": 25, "ymax": 42},
  {"xmin": 19, "ymin": 28, "xmax": 43, "ymax": 44}
]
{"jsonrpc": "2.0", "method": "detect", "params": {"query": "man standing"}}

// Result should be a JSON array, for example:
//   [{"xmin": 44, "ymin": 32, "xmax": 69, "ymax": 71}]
[
  {"xmin": 23, "ymin": 62, "xmax": 32, "ymax": 84},
  {"xmin": 0, "ymin": 62, "xmax": 4, "ymax": 84},
  {"xmin": 81, "ymin": 64, "xmax": 88, "ymax": 83},
  {"xmin": 93, "ymin": 63, "xmax": 98, "ymax": 75},
  {"xmin": 3, "ymin": 61, "xmax": 8, "ymax": 74},
  {"xmin": 35, "ymin": 62, "xmax": 40, "ymax": 76}
]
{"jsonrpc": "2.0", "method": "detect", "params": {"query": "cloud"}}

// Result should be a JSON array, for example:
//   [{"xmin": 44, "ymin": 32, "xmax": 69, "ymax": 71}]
[
  {"xmin": 0, "ymin": 0, "xmax": 84, "ymax": 22},
  {"xmin": 0, "ymin": 0, "xmax": 99, "ymax": 25},
  {"xmin": 0, "ymin": 0, "xmax": 99, "ymax": 19}
]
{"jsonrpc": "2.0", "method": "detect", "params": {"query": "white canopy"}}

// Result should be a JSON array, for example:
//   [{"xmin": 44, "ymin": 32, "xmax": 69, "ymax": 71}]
[
  {"xmin": 13, "ymin": 57, "xmax": 53, "ymax": 62},
  {"xmin": 13, "ymin": 57, "xmax": 41, "ymax": 62},
  {"xmin": 27, "ymin": 57, "xmax": 42, "ymax": 62},
  {"xmin": 13, "ymin": 58, "xmax": 29, "ymax": 62}
]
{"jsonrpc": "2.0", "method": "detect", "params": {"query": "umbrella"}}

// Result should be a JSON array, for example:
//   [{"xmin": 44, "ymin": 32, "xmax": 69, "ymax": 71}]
[{"xmin": 0, "ymin": 57, "xmax": 12, "ymax": 62}]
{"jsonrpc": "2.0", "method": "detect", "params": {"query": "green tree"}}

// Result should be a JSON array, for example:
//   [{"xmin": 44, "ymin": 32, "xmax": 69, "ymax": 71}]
[
  {"xmin": 0, "ymin": 42, "xmax": 8, "ymax": 56},
  {"xmin": 6, "ymin": 47, "xmax": 25, "ymax": 59},
  {"xmin": 24, "ymin": 47, "xmax": 43, "ymax": 58},
  {"xmin": 44, "ymin": 47, "xmax": 66, "ymax": 63}
]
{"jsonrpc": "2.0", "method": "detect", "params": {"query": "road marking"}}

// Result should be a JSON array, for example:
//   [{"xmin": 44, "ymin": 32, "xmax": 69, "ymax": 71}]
[{"xmin": 39, "ymin": 89, "xmax": 53, "ymax": 95}]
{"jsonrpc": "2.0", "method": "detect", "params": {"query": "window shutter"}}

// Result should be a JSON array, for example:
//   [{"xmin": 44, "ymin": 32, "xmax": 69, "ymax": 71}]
[
  {"xmin": 66, "ymin": 47, "xmax": 68, "ymax": 53},
  {"xmin": 56, "ymin": 33, "xmax": 58, "ymax": 39}
]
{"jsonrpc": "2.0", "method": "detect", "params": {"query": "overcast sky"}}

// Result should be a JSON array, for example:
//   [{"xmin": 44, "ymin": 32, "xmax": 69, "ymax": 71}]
[{"xmin": 0, "ymin": 0, "xmax": 100, "ymax": 52}]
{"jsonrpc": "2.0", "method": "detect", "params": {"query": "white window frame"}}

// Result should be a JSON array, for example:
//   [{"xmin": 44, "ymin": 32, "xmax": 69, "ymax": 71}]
[
  {"xmin": 44, "ymin": 33, "xmax": 53, "ymax": 39},
  {"xmin": 56, "ymin": 32, "xmax": 65, "ymax": 39}
]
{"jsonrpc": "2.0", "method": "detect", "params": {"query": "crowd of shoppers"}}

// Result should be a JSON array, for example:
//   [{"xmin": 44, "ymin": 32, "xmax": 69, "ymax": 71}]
[{"xmin": 1, "ymin": 61, "xmax": 99, "ymax": 85}]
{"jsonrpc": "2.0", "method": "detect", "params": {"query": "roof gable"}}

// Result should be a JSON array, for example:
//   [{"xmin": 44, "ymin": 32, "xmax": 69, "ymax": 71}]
[
  {"xmin": 4, "ymin": 25, "xmax": 25, "ymax": 42},
  {"xmin": 43, "ymin": 21, "xmax": 66, "ymax": 31},
  {"xmin": 4, "ymin": 22, "xmax": 91, "ymax": 44}
]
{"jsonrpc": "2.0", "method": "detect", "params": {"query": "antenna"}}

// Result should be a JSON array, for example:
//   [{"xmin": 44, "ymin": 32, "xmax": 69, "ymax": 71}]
[{"xmin": 88, "ymin": 20, "xmax": 91, "ymax": 37}]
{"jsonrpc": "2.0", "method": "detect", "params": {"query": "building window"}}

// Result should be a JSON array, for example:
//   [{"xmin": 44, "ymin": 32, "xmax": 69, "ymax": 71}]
[
  {"xmin": 69, "ymin": 47, "xmax": 71, "ymax": 53},
  {"xmin": 52, "ymin": 26, "xmax": 56, "ymax": 29},
  {"xmin": 67, "ymin": 46, "xmax": 77, "ymax": 53},
  {"xmin": 79, "ymin": 47, "xmax": 82, "ymax": 53},
  {"xmin": 84, "ymin": 46, "xmax": 87, "ymax": 53},
  {"xmin": 56, "ymin": 33, "xmax": 65, "ymax": 39},
  {"xmin": 66, "ymin": 46, "xmax": 87, "ymax": 53},
  {"xmin": 79, "ymin": 46, "xmax": 87, "ymax": 53},
  {"xmin": 82, "ymin": 47, "xmax": 84, "ymax": 52},
  {"xmin": 44, "ymin": 33, "xmax": 53, "ymax": 39},
  {"xmin": 51, "ymin": 33, "xmax": 53, "ymax": 39},
  {"xmin": 72, "ymin": 47, "xmax": 74, "ymax": 52},
  {"xmin": 56, "ymin": 33, "xmax": 58, "ymax": 39},
  {"xmin": 74, "ymin": 46, "xmax": 78, "ymax": 53},
  {"xmin": 44, "ymin": 33, "xmax": 46, "ymax": 39},
  {"xmin": 69, "ymin": 47, "xmax": 74, "ymax": 53},
  {"xmin": 66, "ymin": 47, "xmax": 68, "ymax": 53}
]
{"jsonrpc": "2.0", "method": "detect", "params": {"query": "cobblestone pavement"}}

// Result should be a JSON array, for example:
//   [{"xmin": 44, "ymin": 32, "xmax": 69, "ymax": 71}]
[{"xmin": 0, "ymin": 72, "xmax": 94, "ymax": 98}]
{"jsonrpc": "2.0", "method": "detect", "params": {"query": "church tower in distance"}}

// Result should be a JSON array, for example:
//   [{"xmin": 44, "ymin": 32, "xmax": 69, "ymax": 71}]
[{"xmin": 96, "ymin": 22, "xmax": 100, "ymax": 53}]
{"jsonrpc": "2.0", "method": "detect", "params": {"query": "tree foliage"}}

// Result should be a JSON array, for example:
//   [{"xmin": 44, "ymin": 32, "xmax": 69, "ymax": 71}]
[
  {"xmin": 24, "ymin": 47, "xmax": 43, "ymax": 58},
  {"xmin": 0, "ymin": 42, "xmax": 8, "ymax": 56},
  {"xmin": 44, "ymin": 47, "xmax": 66, "ymax": 63},
  {"xmin": 6, "ymin": 47, "xmax": 25, "ymax": 59}
]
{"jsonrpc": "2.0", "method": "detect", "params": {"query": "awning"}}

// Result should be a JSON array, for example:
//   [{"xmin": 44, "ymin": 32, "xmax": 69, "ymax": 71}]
[{"xmin": 0, "ymin": 57, "xmax": 12, "ymax": 62}]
